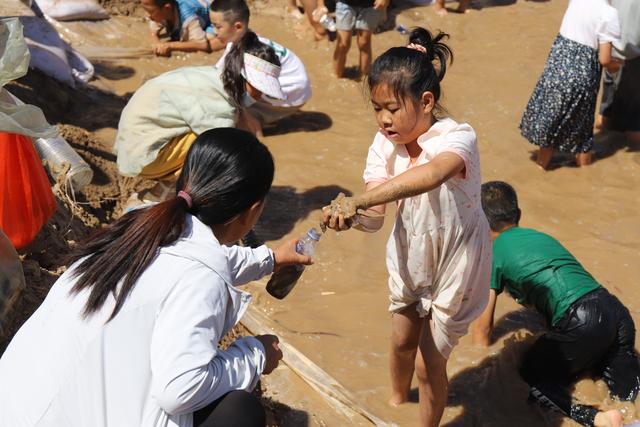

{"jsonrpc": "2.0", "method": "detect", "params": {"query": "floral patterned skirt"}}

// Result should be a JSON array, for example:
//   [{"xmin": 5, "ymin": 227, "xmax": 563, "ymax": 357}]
[{"xmin": 520, "ymin": 34, "xmax": 601, "ymax": 154}]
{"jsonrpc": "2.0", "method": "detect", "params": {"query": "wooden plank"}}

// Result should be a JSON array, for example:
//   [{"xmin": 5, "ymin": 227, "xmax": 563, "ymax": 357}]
[{"xmin": 241, "ymin": 307, "xmax": 393, "ymax": 427}]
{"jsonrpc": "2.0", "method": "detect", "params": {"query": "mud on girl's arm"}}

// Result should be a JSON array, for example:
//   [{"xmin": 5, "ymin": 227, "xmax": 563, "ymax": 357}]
[
  {"xmin": 323, "ymin": 152, "xmax": 465, "ymax": 231},
  {"xmin": 358, "ymin": 151, "xmax": 465, "ymax": 208},
  {"xmin": 353, "ymin": 182, "xmax": 386, "ymax": 233}
]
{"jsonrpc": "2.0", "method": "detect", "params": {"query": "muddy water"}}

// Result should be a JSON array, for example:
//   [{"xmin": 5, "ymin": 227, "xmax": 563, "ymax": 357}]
[{"xmin": 52, "ymin": 1, "xmax": 640, "ymax": 425}]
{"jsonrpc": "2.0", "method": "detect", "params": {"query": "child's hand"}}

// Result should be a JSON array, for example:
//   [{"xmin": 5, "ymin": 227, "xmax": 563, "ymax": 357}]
[
  {"xmin": 321, "ymin": 192, "xmax": 360, "ymax": 231},
  {"xmin": 607, "ymin": 58, "xmax": 624, "ymax": 73},
  {"xmin": 312, "ymin": 6, "xmax": 328, "ymax": 22},
  {"xmin": 272, "ymin": 239, "xmax": 313, "ymax": 272},
  {"xmin": 373, "ymin": 0, "xmax": 390, "ymax": 10},
  {"xmin": 154, "ymin": 42, "xmax": 172, "ymax": 57}
]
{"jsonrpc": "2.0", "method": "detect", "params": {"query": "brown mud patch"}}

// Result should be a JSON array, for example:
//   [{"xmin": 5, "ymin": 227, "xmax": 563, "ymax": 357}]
[{"xmin": 98, "ymin": 0, "xmax": 144, "ymax": 17}]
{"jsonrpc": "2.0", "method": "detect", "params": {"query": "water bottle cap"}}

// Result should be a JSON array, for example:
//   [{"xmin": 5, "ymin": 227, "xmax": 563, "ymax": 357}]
[{"xmin": 307, "ymin": 228, "xmax": 321, "ymax": 241}]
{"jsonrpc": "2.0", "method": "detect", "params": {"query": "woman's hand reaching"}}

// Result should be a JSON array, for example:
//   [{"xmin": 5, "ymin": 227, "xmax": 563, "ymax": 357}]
[{"xmin": 272, "ymin": 239, "xmax": 313, "ymax": 272}]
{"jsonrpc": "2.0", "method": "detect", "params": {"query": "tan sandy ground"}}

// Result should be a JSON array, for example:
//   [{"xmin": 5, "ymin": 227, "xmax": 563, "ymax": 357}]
[{"xmin": 3, "ymin": 0, "xmax": 640, "ymax": 425}]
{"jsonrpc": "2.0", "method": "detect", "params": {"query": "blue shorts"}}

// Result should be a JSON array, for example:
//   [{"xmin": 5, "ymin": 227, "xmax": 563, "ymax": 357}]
[{"xmin": 335, "ymin": 2, "xmax": 386, "ymax": 32}]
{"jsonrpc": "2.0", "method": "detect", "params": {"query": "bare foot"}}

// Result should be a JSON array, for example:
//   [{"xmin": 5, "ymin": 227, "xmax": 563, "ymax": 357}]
[
  {"xmin": 434, "ymin": 6, "xmax": 448, "ymax": 16},
  {"xmin": 575, "ymin": 152, "xmax": 592, "ymax": 167},
  {"xmin": 594, "ymin": 409, "xmax": 623, "ymax": 427},
  {"xmin": 433, "ymin": 1, "xmax": 448, "ymax": 16},
  {"xmin": 536, "ymin": 147, "xmax": 554, "ymax": 170},
  {"xmin": 388, "ymin": 393, "xmax": 409, "ymax": 407},
  {"xmin": 285, "ymin": 5, "xmax": 304, "ymax": 19}
]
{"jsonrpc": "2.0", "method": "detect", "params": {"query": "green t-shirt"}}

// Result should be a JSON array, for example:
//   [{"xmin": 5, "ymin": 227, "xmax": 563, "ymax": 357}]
[{"xmin": 491, "ymin": 227, "xmax": 601, "ymax": 326}]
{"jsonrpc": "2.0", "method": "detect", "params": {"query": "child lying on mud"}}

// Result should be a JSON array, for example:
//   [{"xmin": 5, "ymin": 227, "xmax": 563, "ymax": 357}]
[
  {"xmin": 472, "ymin": 181, "xmax": 640, "ymax": 427},
  {"xmin": 141, "ymin": 0, "xmax": 225, "ymax": 55}
]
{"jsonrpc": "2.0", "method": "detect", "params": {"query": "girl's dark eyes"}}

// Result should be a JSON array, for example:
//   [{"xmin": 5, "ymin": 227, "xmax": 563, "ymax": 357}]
[{"xmin": 372, "ymin": 106, "xmax": 399, "ymax": 112}]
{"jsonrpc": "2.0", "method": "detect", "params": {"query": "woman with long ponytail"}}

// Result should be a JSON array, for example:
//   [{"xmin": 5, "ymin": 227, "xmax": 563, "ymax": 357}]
[{"xmin": 0, "ymin": 128, "xmax": 311, "ymax": 427}]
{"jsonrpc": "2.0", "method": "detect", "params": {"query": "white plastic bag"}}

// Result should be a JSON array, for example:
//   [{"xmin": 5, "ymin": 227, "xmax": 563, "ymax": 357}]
[
  {"xmin": 0, "ymin": 18, "xmax": 57, "ymax": 138},
  {"xmin": 0, "ymin": 18, "xmax": 30, "ymax": 87},
  {"xmin": 19, "ymin": 16, "xmax": 95, "ymax": 87},
  {"xmin": 34, "ymin": 0, "xmax": 109, "ymax": 21},
  {"xmin": 0, "ymin": 18, "xmax": 92, "ymax": 191}
]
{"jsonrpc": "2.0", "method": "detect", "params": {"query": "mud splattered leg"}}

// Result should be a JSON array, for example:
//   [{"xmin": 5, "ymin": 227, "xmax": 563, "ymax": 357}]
[{"xmin": 389, "ymin": 304, "xmax": 421, "ymax": 406}]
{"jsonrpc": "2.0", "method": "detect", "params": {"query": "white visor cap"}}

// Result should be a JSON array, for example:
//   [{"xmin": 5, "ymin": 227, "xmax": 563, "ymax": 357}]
[{"xmin": 241, "ymin": 53, "xmax": 285, "ymax": 101}]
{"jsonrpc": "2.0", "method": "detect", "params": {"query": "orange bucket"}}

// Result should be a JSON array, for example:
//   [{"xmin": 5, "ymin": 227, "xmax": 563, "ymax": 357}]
[{"xmin": 0, "ymin": 132, "xmax": 56, "ymax": 249}]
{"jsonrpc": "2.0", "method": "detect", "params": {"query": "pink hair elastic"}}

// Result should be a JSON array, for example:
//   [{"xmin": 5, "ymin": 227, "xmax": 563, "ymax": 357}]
[
  {"xmin": 177, "ymin": 190, "xmax": 193, "ymax": 208},
  {"xmin": 407, "ymin": 43, "xmax": 427, "ymax": 54}
]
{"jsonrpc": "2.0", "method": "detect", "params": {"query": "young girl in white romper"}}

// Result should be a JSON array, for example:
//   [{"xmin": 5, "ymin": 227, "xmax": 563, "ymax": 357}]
[{"xmin": 323, "ymin": 27, "xmax": 491, "ymax": 426}]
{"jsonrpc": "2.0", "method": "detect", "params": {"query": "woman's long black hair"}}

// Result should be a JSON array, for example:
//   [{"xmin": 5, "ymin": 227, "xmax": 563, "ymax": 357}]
[
  {"xmin": 222, "ymin": 30, "xmax": 280, "ymax": 107},
  {"xmin": 68, "ymin": 128, "xmax": 274, "ymax": 320},
  {"xmin": 367, "ymin": 27, "xmax": 453, "ymax": 111}
]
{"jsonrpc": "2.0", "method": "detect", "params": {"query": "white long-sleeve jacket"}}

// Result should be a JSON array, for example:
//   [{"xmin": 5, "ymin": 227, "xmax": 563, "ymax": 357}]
[{"xmin": 0, "ymin": 215, "xmax": 273, "ymax": 427}]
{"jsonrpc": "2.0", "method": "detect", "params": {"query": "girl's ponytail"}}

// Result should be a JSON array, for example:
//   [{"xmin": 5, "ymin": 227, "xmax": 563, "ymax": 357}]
[
  {"xmin": 69, "ymin": 128, "xmax": 274, "ymax": 321},
  {"xmin": 367, "ymin": 26, "xmax": 453, "ymax": 112},
  {"xmin": 408, "ymin": 27, "xmax": 453, "ymax": 82},
  {"xmin": 69, "ymin": 195, "xmax": 188, "ymax": 320},
  {"xmin": 222, "ymin": 31, "xmax": 280, "ymax": 107}
]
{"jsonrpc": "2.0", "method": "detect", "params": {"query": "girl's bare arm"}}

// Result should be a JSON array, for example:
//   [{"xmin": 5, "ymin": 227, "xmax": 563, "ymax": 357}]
[
  {"xmin": 323, "ymin": 152, "xmax": 464, "ymax": 230},
  {"xmin": 356, "ymin": 152, "xmax": 464, "ymax": 209},
  {"xmin": 353, "ymin": 182, "xmax": 386, "ymax": 233}
]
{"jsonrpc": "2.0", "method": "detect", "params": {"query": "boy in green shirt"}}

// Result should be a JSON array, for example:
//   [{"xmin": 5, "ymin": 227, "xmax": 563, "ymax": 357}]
[{"xmin": 472, "ymin": 181, "xmax": 640, "ymax": 427}]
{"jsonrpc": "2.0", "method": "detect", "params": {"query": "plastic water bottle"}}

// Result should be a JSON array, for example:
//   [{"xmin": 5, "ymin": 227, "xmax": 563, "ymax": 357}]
[
  {"xmin": 266, "ymin": 228, "xmax": 321, "ymax": 299},
  {"xmin": 318, "ymin": 14, "xmax": 337, "ymax": 32},
  {"xmin": 33, "ymin": 136, "xmax": 93, "ymax": 192},
  {"xmin": 313, "ymin": 7, "xmax": 336, "ymax": 32}
]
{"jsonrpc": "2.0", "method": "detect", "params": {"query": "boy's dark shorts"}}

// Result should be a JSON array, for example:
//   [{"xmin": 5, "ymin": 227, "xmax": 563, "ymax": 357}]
[{"xmin": 521, "ymin": 288, "xmax": 640, "ymax": 401}]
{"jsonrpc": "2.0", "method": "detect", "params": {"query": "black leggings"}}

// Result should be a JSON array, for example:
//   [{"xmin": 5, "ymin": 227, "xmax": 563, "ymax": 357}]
[
  {"xmin": 520, "ymin": 289, "xmax": 640, "ymax": 427},
  {"xmin": 193, "ymin": 390, "xmax": 266, "ymax": 427}
]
